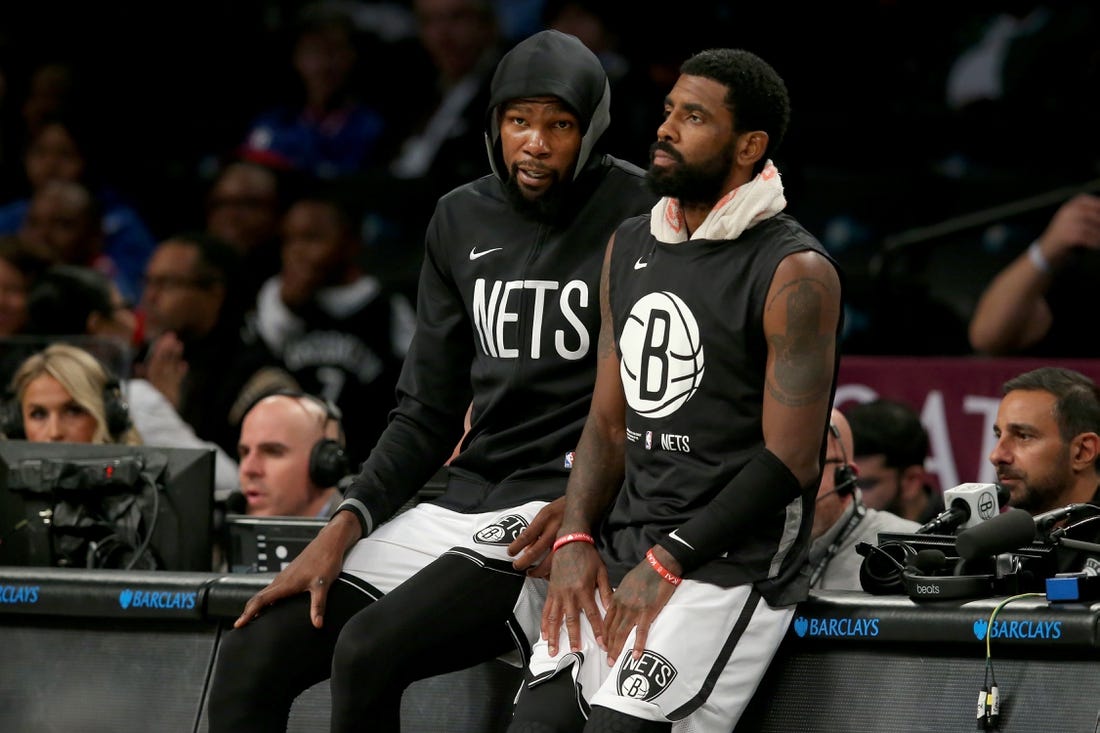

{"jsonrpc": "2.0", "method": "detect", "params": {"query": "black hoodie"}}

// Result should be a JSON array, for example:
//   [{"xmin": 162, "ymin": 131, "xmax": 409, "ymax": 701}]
[{"xmin": 338, "ymin": 30, "xmax": 656, "ymax": 532}]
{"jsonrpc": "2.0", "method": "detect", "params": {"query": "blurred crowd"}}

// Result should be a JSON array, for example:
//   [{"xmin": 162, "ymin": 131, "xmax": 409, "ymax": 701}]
[{"xmin": 1, "ymin": 0, "xmax": 1099, "ymax": 470}]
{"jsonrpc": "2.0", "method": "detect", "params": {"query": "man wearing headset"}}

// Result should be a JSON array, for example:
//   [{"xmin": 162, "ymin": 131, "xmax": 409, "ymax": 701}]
[
  {"xmin": 808, "ymin": 408, "xmax": 919, "ymax": 590},
  {"xmin": 235, "ymin": 392, "xmax": 349, "ymax": 518}
]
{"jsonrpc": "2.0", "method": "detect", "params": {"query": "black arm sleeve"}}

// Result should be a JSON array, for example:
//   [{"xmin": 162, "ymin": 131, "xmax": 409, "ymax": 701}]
[
  {"xmin": 656, "ymin": 448, "xmax": 804, "ymax": 573},
  {"xmin": 337, "ymin": 213, "xmax": 473, "ymax": 533}
]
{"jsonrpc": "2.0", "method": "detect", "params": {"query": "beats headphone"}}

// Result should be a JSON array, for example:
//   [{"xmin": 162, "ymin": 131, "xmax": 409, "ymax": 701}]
[
  {"xmin": 309, "ymin": 418, "xmax": 350, "ymax": 488},
  {"xmin": 857, "ymin": 540, "xmax": 998, "ymax": 600},
  {"xmin": 0, "ymin": 378, "xmax": 131, "ymax": 441},
  {"xmin": 858, "ymin": 539, "xmax": 916, "ymax": 594}
]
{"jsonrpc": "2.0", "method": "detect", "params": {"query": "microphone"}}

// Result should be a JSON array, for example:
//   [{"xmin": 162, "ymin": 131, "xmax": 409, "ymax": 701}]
[
  {"xmin": 224, "ymin": 491, "xmax": 248, "ymax": 515},
  {"xmin": 908, "ymin": 548, "xmax": 949, "ymax": 574},
  {"xmin": 815, "ymin": 486, "xmax": 844, "ymax": 502},
  {"xmin": 1033, "ymin": 503, "xmax": 1100, "ymax": 537},
  {"xmin": 916, "ymin": 483, "xmax": 1008, "ymax": 535},
  {"xmin": 955, "ymin": 507, "xmax": 1036, "ymax": 561}
]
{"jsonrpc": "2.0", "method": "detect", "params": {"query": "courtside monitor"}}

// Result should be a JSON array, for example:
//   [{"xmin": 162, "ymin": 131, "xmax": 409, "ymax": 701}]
[
  {"xmin": 225, "ymin": 515, "xmax": 327, "ymax": 573},
  {"xmin": 0, "ymin": 441, "xmax": 214, "ymax": 571}
]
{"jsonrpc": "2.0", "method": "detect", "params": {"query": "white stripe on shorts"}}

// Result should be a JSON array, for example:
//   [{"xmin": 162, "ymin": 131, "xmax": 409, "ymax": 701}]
[
  {"xmin": 526, "ymin": 580, "xmax": 794, "ymax": 731},
  {"xmin": 340, "ymin": 501, "xmax": 551, "ymax": 665}
]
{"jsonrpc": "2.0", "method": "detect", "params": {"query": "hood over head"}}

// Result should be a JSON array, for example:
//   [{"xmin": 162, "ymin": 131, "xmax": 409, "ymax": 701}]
[{"xmin": 484, "ymin": 30, "xmax": 610, "ymax": 182}]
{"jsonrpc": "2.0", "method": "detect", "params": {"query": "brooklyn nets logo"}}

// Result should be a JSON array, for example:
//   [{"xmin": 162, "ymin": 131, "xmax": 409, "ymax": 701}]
[
  {"xmin": 619, "ymin": 291, "xmax": 705, "ymax": 418},
  {"xmin": 617, "ymin": 650, "xmax": 678, "ymax": 701},
  {"xmin": 473, "ymin": 514, "xmax": 529, "ymax": 545}
]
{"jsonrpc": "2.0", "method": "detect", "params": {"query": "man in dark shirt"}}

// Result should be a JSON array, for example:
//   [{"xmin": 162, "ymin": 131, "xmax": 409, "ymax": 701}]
[
  {"xmin": 508, "ymin": 47, "xmax": 842, "ymax": 733},
  {"xmin": 139, "ymin": 232, "xmax": 295, "ymax": 456},
  {"xmin": 208, "ymin": 30, "xmax": 656, "ymax": 732},
  {"xmin": 989, "ymin": 367, "xmax": 1100, "ymax": 574},
  {"xmin": 249, "ymin": 189, "xmax": 410, "ymax": 467}
]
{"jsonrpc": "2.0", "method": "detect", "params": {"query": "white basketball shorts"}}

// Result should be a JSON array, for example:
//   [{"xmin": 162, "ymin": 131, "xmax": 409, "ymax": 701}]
[
  {"xmin": 340, "ymin": 501, "xmax": 550, "ymax": 664},
  {"xmin": 526, "ymin": 580, "xmax": 793, "ymax": 730}
]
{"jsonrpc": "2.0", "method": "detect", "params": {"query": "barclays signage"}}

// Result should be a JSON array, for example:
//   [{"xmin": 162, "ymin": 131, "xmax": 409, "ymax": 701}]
[
  {"xmin": 972, "ymin": 618, "xmax": 1061, "ymax": 641},
  {"xmin": 0, "ymin": 584, "xmax": 39, "ymax": 604},
  {"xmin": 792, "ymin": 616, "xmax": 880, "ymax": 638},
  {"xmin": 118, "ymin": 589, "xmax": 197, "ymax": 610}
]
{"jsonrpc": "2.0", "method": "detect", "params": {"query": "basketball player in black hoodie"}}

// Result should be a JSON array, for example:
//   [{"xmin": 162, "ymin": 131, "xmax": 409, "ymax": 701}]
[
  {"xmin": 508, "ymin": 49, "xmax": 843, "ymax": 732},
  {"xmin": 209, "ymin": 30, "xmax": 656, "ymax": 731}
]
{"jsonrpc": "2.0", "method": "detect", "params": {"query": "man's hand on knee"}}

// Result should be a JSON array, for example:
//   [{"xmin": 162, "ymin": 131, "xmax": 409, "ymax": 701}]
[{"xmin": 235, "ymin": 511, "xmax": 362, "ymax": 629}]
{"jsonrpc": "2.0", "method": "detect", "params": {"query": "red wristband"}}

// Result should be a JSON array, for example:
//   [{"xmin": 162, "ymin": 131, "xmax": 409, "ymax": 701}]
[
  {"xmin": 552, "ymin": 532, "xmax": 595, "ymax": 553},
  {"xmin": 645, "ymin": 548, "xmax": 683, "ymax": 586}
]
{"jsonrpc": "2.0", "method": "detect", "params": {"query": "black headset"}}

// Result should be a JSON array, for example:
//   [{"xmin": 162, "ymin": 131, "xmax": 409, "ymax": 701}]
[
  {"xmin": 829, "ymin": 423, "xmax": 858, "ymax": 498},
  {"xmin": 857, "ymin": 541, "xmax": 998, "ymax": 600},
  {"xmin": 0, "ymin": 378, "xmax": 132, "ymax": 441},
  {"xmin": 259, "ymin": 390, "xmax": 351, "ymax": 488}
]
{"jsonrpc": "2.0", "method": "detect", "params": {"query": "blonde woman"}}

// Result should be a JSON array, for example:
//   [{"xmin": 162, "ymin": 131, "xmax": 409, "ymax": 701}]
[{"xmin": 3, "ymin": 343, "xmax": 141, "ymax": 445}]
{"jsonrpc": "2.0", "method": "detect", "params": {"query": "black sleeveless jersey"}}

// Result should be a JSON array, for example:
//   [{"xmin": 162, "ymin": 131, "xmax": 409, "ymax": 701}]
[{"xmin": 602, "ymin": 211, "xmax": 840, "ymax": 605}]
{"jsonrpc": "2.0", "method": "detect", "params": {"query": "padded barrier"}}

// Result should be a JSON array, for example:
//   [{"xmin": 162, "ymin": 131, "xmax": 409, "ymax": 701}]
[
  {"xmin": 735, "ymin": 590, "xmax": 1100, "ymax": 732},
  {"xmin": 4, "ymin": 569, "xmax": 1100, "ymax": 732},
  {"xmin": 0, "ymin": 567, "xmax": 519, "ymax": 733}
]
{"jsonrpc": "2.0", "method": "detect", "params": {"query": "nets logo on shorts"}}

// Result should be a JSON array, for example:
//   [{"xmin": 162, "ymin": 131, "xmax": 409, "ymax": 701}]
[
  {"xmin": 617, "ymin": 649, "xmax": 677, "ymax": 701},
  {"xmin": 619, "ymin": 291, "xmax": 704, "ymax": 419},
  {"xmin": 473, "ymin": 514, "xmax": 529, "ymax": 545}
]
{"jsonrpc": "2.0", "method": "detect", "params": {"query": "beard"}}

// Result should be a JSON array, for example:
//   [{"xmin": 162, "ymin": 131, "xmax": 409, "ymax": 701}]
[
  {"xmin": 645, "ymin": 140, "xmax": 735, "ymax": 205},
  {"xmin": 882, "ymin": 481, "xmax": 906, "ymax": 518},
  {"xmin": 1000, "ymin": 448, "xmax": 1074, "ymax": 514},
  {"xmin": 504, "ymin": 164, "xmax": 570, "ymax": 223}
]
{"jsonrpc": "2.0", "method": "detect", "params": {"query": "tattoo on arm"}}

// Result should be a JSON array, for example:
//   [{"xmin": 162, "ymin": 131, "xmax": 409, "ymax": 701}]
[
  {"xmin": 562, "ymin": 236, "xmax": 624, "ymax": 528},
  {"xmin": 598, "ymin": 245, "xmax": 616, "ymax": 359},
  {"xmin": 561, "ymin": 410, "xmax": 625, "ymax": 529},
  {"xmin": 766, "ymin": 278, "xmax": 834, "ymax": 407}
]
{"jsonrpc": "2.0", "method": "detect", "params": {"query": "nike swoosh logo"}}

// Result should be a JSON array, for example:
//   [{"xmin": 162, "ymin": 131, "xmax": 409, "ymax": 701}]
[
  {"xmin": 634, "ymin": 257, "xmax": 648, "ymax": 270},
  {"xmin": 668, "ymin": 530, "xmax": 695, "ymax": 550},
  {"xmin": 470, "ymin": 246, "xmax": 503, "ymax": 260}
]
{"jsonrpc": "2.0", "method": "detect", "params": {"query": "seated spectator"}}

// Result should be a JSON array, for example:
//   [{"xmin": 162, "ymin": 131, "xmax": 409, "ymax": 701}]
[
  {"xmin": 845, "ymin": 397, "xmax": 945, "ymax": 525},
  {"xmin": 0, "ymin": 234, "xmax": 51, "ymax": 338},
  {"xmin": 25, "ymin": 264, "xmax": 138, "ymax": 348},
  {"xmin": 234, "ymin": 392, "xmax": 350, "ymax": 517},
  {"xmin": 385, "ymin": 0, "xmax": 500, "ymax": 185},
  {"xmin": 19, "ymin": 62, "xmax": 77, "ymax": 140},
  {"xmin": 0, "ymin": 235, "xmax": 56, "ymax": 392},
  {"xmin": 204, "ymin": 160, "xmax": 290, "ymax": 302},
  {"xmin": 543, "ymin": 0, "xmax": 648, "ymax": 166},
  {"xmin": 809, "ymin": 408, "xmax": 920, "ymax": 590},
  {"xmin": 2, "ymin": 342, "xmax": 141, "ymax": 445},
  {"xmin": 0, "ymin": 112, "xmax": 156, "ymax": 300},
  {"xmin": 16, "ymin": 179, "xmax": 139, "ymax": 304},
  {"xmin": 969, "ymin": 193, "xmax": 1100, "ymax": 357},
  {"xmin": 249, "ymin": 188, "xmax": 410, "ymax": 465},
  {"xmin": 0, "ymin": 61, "xmax": 77, "ymax": 198},
  {"xmin": 937, "ymin": 4, "xmax": 1100, "ymax": 184},
  {"xmin": 237, "ymin": 3, "xmax": 386, "ymax": 180},
  {"xmin": 21, "ymin": 264, "xmax": 239, "ymax": 498},
  {"xmin": 990, "ymin": 366, "xmax": 1100, "ymax": 573},
  {"xmin": 139, "ymin": 232, "xmax": 296, "ymax": 457},
  {"xmin": 354, "ymin": 0, "xmax": 504, "ymax": 290}
]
